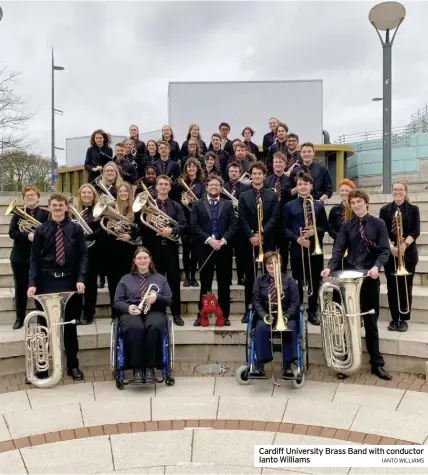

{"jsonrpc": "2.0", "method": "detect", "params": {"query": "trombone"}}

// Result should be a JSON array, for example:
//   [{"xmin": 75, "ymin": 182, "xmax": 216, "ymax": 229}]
[
  {"xmin": 253, "ymin": 197, "xmax": 264, "ymax": 277},
  {"xmin": 392, "ymin": 209, "xmax": 411, "ymax": 315}
]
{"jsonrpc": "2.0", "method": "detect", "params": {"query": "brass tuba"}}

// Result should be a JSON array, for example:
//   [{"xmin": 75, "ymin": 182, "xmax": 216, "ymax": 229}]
[
  {"xmin": 25, "ymin": 292, "xmax": 77, "ymax": 388},
  {"xmin": 67, "ymin": 198, "xmax": 95, "ymax": 248},
  {"xmin": 392, "ymin": 208, "xmax": 411, "ymax": 314},
  {"xmin": 132, "ymin": 192, "xmax": 179, "ymax": 242},
  {"xmin": 319, "ymin": 270, "xmax": 375, "ymax": 375},
  {"xmin": 5, "ymin": 200, "xmax": 41, "ymax": 233},
  {"xmin": 93, "ymin": 196, "xmax": 141, "ymax": 245}
]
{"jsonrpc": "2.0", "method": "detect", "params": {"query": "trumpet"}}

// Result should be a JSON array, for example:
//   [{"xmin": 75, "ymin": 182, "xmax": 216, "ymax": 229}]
[
  {"xmin": 93, "ymin": 196, "xmax": 141, "ymax": 245},
  {"xmin": 92, "ymin": 176, "xmax": 117, "ymax": 205},
  {"xmin": 5, "ymin": 200, "xmax": 41, "ymax": 233},
  {"xmin": 176, "ymin": 177, "xmax": 198, "ymax": 209},
  {"xmin": 133, "ymin": 192, "xmax": 179, "ymax": 242},
  {"xmin": 220, "ymin": 187, "xmax": 238, "ymax": 216},
  {"xmin": 138, "ymin": 284, "xmax": 160, "ymax": 314},
  {"xmin": 392, "ymin": 209, "xmax": 411, "ymax": 314},
  {"xmin": 67, "ymin": 198, "xmax": 95, "ymax": 248}
]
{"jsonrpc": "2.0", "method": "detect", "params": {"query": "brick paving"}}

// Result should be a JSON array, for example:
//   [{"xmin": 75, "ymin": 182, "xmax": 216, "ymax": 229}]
[{"xmin": 0, "ymin": 362, "xmax": 426, "ymax": 393}]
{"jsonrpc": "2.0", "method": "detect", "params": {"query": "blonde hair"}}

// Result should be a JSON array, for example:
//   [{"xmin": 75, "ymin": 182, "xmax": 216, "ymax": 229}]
[
  {"xmin": 76, "ymin": 184, "xmax": 100, "ymax": 212},
  {"xmin": 392, "ymin": 180, "xmax": 410, "ymax": 202},
  {"xmin": 102, "ymin": 161, "xmax": 124, "ymax": 188},
  {"xmin": 116, "ymin": 182, "xmax": 135, "ymax": 221}
]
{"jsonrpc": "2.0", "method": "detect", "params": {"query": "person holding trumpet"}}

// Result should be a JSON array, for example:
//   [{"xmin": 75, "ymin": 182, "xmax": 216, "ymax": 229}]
[
  {"xmin": 379, "ymin": 180, "xmax": 420, "ymax": 333},
  {"xmin": 114, "ymin": 247, "xmax": 172, "ymax": 384},
  {"xmin": 284, "ymin": 173, "xmax": 327, "ymax": 325},
  {"xmin": 252, "ymin": 252, "xmax": 300, "ymax": 377}
]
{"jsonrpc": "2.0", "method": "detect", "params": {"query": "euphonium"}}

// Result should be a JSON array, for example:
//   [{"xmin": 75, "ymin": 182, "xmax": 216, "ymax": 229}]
[
  {"xmin": 138, "ymin": 284, "xmax": 160, "ymax": 314},
  {"xmin": 392, "ymin": 209, "xmax": 411, "ymax": 314},
  {"xmin": 67, "ymin": 198, "xmax": 95, "ymax": 248},
  {"xmin": 136, "ymin": 180, "xmax": 157, "ymax": 207},
  {"xmin": 319, "ymin": 270, "xmax": 375, "ymax": 375},
  {"xmin": 93, "ymin": 196, "xmax": 141, "ymax": 244},
  {"xmin": 5, "ymin": 200, "xmax": 41, "ymax": 233},
  {"xmin": 176, "ymin": 177, "xmax": 198, "ymax": 208},
  {"xmin": 25, "ymin": 292, "xmax": 76, "ymax": 388},
  {"xmin": 132, "ymin": 192, "xmax": 179, "ymax": 242}
]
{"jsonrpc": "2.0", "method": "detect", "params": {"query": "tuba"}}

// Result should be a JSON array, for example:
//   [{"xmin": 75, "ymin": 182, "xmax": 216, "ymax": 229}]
[
  {"xmin": 5, "ymin": 200, "xmax": 41, "ymax": 233},
  {"xmin": 25, "ymin": 292, "xmax": 77, "ymax": 388},
  {"xmin": 133, "ymin": 192, "xmax": 179, "ymax": 242},
  {"xmin": 93, "ymin": 196, "xmax": 141, "ymax": 245},
  {"xmin": 319, "ymin": 270, "xmax": 375, "ymax": 375},
  {"xmin": 392, "ymin": 209, "xmax": 411, "ymax": 314},
  {"xmin": 67, "ymin": 198, "xmax": 95, "ymax": 248}
]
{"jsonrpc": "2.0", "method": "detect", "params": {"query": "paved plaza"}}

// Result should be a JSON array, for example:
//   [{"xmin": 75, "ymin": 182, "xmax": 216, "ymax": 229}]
[{"xmin": 1, "ymin": 365, "xmax": 428, "ymax": 474}]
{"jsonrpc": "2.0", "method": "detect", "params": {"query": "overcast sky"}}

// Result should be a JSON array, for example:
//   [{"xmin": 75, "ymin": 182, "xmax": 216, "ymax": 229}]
[{"xmin": 0, "ymin": 1, "xmax": 427, "ymax": 165}]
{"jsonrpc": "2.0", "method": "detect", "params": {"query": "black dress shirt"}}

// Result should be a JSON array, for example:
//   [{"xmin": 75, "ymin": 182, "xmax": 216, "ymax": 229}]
[
  {"xmin": 166, "ymin": 140, "xmax": 181, "ymax": 163},
  {"xmin": 262, "ymin": 131, "xmax": 276, "ymax": 156},
  {"xmin": 29, "ymin": 219, "xmax": 88, "ymax": 287},
  {"xmin": 266, "ymin": 140, "xmax": 288, "ymax": 174},
  {"xmin": 180, "ymin": 140, "xmax": 208, "ymax": 159},
  {"xmin": 114, "ymin": 272, "xmax": 172, "ymax": 315},
  {"xmin": 84, "ymin": 146, "xmax": 113, "ymax": 182},
  {"xmin": 253, "ymin": 273, "xmax": 300, "ymax": 321},
  {"xmin": 328, "ymin": 214, "xmax": 390, "ymax": 272},
  {"xmin": 243, "ymin": 141, "xmax": 261, "ymax": 160},
  {"xmin": 288, "ymin": 162, "xmax": 333, "ymax": 200},
  {"xmin": 155, "ymin": 198, "xmax": 187, "ymax": 237},
  {"xmin": 328, "ymin": 204, "xmax": 346, "ymax": 241}
]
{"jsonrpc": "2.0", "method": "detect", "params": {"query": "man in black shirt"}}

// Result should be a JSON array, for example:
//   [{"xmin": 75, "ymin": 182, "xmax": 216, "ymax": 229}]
[
  {"xmin": 28, "ymin": 193, "xmax": 88, "ymax": 380},
  {"xmin": 321, "ymin": 189, "xmax": 392, "ymax": 381},
  {"xmin": 285, "ymin": 133, "xmax": 302, "ymax": 173}
]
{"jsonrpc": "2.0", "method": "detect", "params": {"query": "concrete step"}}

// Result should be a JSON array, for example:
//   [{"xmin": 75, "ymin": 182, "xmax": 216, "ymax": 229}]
[{"xmin": 1, "ymin": 317, "xmax": 427, "ymax": 375}]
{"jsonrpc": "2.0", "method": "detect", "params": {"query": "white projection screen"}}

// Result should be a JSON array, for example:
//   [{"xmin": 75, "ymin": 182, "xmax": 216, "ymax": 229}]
[{"xmin": 168, "ymin": 80, "xmax": 323, "ymax": 145}]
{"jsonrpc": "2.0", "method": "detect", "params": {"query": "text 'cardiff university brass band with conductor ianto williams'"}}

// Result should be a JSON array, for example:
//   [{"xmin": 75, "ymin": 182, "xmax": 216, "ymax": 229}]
[{"xmin": 7, "ymin": 119, "xmax": 420, "ymax": 388}]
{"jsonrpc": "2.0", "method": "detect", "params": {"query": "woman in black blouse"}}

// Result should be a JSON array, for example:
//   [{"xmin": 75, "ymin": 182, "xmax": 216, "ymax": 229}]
[
  {"xmin": 180, "ymin": 124, "xmax": 207, "ymax": 160},
  {"xmin": 379, "ymin": 180, "xmax": 420, "ymax": 332},
  {"xmin": 327, "ymin": 179, "xmax": 356, "ymax": 241},
  {"xmin": 242, "ymin": 127, "xmax": 261, "ymax": 161},
  {"xmin": 84, "ymin": 129, "xmax": 113, "ymax": 183},
  {"xmin": 114, "ymin": 247, "xmax": 172, "ymax": 383},
  {"xmin": 180, "ymin": 158, "xmax": 206, "ymax": 287},
  {"xmin": 143, "ymin": 139, "xmax": 160, "ymax": 167},
  {"xmin": 162, "ymin": 125, "xmax": 180, "ymax": 163},
  {"xmin": 129, "ymin": 124, "xmax": 146, "ymax": 157}
]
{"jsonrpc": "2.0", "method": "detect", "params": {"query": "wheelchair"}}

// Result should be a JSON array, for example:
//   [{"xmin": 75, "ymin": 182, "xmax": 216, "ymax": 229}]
[
  {"xmin": 110, "ymin": 316, "xmax": 175, "ymax": 389},
  {"xmin": 235, "ymin": 307, "xmax": 308, "ymax": 388}
]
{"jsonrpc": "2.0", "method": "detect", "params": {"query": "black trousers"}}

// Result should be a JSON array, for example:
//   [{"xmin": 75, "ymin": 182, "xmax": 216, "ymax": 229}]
[
  {"xmin": 36, "ymin": 275, "xmax": 82, "ymax": 370},
  {"xmin": 385, "ymin": 269, "xmax": 415, "ymax": 322},
  {"xmin": 290, "ymin": 245, "xmax": 323, "ymax": 313},
  {"xmin": 182, "ymin": 234, "xmax": 199, "ymax": 278},
  {"xmin": 278, "ymin": 239, "xmax": 290, "ymax": 275},
  {"xmin": 83, "ymin": 247, "xmax": 100, "ymax": 319},
  {"xmin": 242, "ymin": 244, "xmax": 263, "ymax": 311},
  {"xmin": 119, "ymin": 312, "xmax": 166, "ymax": 369},
  {"xmin": 231, "ymin": 230, "xmax": 247, "ymax": 282},
  {"xmin": 152, "ymin": 241, "xmax": 181, "ymax": 316},
  {"xmin": 198, "ymin": 246, "xmax": 233, "ymax": 319},
  {"xmin": 255, "ymin": 319, "xmax": 297, "ymax": 365},
  {"xmin": 11, "ymin": 261, "xmax": 29, "ymax": 322},
  {"xmin": 360, "ymin": 277, "xmax": 384, "ymax": 367}
]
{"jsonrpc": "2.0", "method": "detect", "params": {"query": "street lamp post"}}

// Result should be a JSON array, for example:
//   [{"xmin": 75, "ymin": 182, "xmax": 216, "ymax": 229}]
[
  {"xmin": 369, "ymin": 1, "xmax": 406, "ymax": 194},
  {"xmin": 51, "ymin": 47, "xmax": 64, "ymax": 192}
]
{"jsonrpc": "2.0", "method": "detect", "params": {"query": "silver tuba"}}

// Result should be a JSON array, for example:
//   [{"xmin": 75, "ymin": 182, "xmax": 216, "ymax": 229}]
[
  {"xmin": 25, "ymin": 292, "xmax": 76, "ymax": 388},
  {"xmin": 318, "ymin": 270, "xmax": 375, "ymax": 376},
  {"xmin": 67, "ymin": 198, "xmax": 95, "ymax": 248}
]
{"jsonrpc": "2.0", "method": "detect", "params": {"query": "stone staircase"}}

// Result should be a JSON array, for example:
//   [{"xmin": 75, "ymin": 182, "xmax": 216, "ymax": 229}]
[{"xmin": 0, "ymin": 194, "xmax": 428, "ymax": 376}]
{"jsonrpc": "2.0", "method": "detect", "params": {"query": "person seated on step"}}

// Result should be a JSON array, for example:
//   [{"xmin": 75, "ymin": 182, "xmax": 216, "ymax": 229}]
[
  {"xmin": 114, "ymin": 247, "xmax": 172, "ymax": 384},
  {"xmin": 252, "ymin": 252, "xmax": 300, "ymax": 378}
]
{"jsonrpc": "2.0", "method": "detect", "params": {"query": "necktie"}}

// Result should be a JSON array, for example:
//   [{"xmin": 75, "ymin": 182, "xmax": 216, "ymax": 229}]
[
  {"xmin": 214, "ymin": 152, "xmax": 221, "ymax": 170},
  {"xmin": 81, "ymin": 207, "xmax": 89, "ymax": 223},
  {"xmin": 161, "ymin": 200, "xmax": 167, "ymax": 214},
  {"xmin": 391, "ymin": 207, "xmax": 401, "ymax": 236},
  {"xmin": 341, "ymin": 206, "xmax": 345, "ymax": 224},
  {"xmin": 275, "ymin": 177, "xmax": 282, "ymax": 200},
  {"xmin": 305, "ymin": 200, "xmax": 313, "ymax": 227},
  {"xmin": 245, "ymin": 142, "xmax": 251, "ymax": 152},
  {"xmin": 254, "ymin": 188, "xmax": 261, "ymax": 203},
  {"xmin": 161, "ymin": 160, "xmax": 166, "ymax": 174},
  {"xmin": 55, "ymin": 223, "xmax": 65, "ymax": 266},
  {"xmin": 279, "ymin": 141, "xmax": 285, "ymax": 152},
  {"xmin": 140, "ymin": 274, "xmax": 148, "ymax": 299},
  {"xmin": 359, "ymin": 218, "xmax": 377, "ymax": 248},
  {"xmin": 268, "ymin": 276, "xmax": 277, "ymax": 306},
  {"xmin": 209, "ymin": 199, "xmax": 217, "ymax": 207},
  {"xmin": 303, "ymin": 165, "xmax": 311, "ymax": 176},
  {"xmin": 231, "ymin": 181, "xmax": 237, "ymax": 196},
  {"xmin": 288, "ymin": 152, "xmax": 295, "ymax": 168}
]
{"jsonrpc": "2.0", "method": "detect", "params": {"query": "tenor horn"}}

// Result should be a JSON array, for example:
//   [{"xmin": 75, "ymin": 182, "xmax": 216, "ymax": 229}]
[
  {"xmin": 176, "ymin": 177, "xmax": 198, "ymax": 209},
  {"xmin": 5, "ymin": 200, "xmax": 41, "ymax": 233},
  {"xmin": 25, "ymin": 292, "xmax": 77, "ymax": 388}
]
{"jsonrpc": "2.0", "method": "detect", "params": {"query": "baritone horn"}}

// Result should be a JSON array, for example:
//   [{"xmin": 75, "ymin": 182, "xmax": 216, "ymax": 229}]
[
  {"xmin": 5, "ymin": 200, "xmax": 42, "ymax": 233},
  {"xmin": 25, "ymin": 292, "xmax": 77, "ymax": 388},
  {"xmin": 392, "ymin": 208, "xmax": 411, "ymax": 314}
]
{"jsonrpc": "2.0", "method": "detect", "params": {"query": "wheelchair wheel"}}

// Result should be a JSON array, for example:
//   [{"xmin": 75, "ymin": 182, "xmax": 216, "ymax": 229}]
[
  {"xmin": 165, "ymin": 376, "xmax": 175, "ymax": 386},
  {"xmin": 291, "ymin": 371, "xmax": 305, "ymax": 389},
  {"xmin": 116, "ymin": 379, "xmax": 124, "ymax": 390},
  {"xmin": 235, "ymin": 364, "xmax": 251, "ymax": 385}
]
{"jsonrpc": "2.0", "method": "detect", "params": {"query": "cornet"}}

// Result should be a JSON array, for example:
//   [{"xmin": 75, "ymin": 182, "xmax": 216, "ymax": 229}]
[
  {"xmin": 238, "ymin": 171, "xmax": 252, "ymax": 185},
  {"xmin": 392, "ymin": 209, "xmax": 411, "ymax": 314},
  {"xmin": 67, "ymin": 198, "xmax": 95, "ymax": 248},
  {"xmin": 176, "ymin": 177, "xmax": 198, "ymax": 209},
  {"xmin": 138, "ymin": 284, "xmax": 160, "ymax": 314}
]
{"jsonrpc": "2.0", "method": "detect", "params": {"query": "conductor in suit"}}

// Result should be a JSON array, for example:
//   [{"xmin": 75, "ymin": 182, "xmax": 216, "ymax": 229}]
[
  {"xmin": 190, "ymin": 175, "xmax": 238, "ymax": 327},
  {"xmin": 238, "ymin": 162, "xmax": 278, "ymax": 323}
]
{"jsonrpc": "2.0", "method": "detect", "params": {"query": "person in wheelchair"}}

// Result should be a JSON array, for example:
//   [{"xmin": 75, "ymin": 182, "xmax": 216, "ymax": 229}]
[
  {"xmin": 114, "ymin": 247, "xmax": 172, "ymax": 384},
  {"xmin": 252, "ymin": 251, "xmax": 300, "ymax": 378}
]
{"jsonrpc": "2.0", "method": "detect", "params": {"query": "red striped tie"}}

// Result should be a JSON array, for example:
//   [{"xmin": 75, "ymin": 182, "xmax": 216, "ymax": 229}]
[
  {"xmin": 161, "ymin": 160, "xmax": 166, "ymax": 174},
  {"xmin": 140, "ymin": 274, "xmax": 148, "ymax": 299},
  {"xmin": 214, "ymin": 152, "xmax": 221, "ymax": 170},
  {"xmin": 55, "ymin": 223, "xmax": 65, "ymax": 265},
  {"xmin": 275, "ymin": 177, "xmax": 282, "ymax": 200},
  {"xmin": 288, "ymin": 152, "xmax": 295, "ymax": 168},
  {"xmin": 231, "ymin": 181, "xmax": 237, "ymax": 196},
  {"xmin": 268, "ymin": 276, "xmax": 277, "ymax": 306},
  {"xmin": 341, "ymin": 206, "xmax": 345, "ymax": 224},
  {"xmin": 359, "ymin": 218, "xmax": 378, "ymax": 248},
  {"xmin": 254, "ymin": 188, "xmax": 261, "ymax": 203},
  {"xmin": 305, "ymin": 201, "xmax": 313, "ymax": 226}
]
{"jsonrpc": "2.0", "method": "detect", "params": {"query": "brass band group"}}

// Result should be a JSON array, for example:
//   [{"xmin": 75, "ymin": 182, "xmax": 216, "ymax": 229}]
[{"xmin": 8, "ymin": 117, "xmax": 420, "ymax": 386}]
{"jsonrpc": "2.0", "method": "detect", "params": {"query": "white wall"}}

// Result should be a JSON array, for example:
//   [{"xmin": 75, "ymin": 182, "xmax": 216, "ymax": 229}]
[
  {"xmin": 139, "ymin": 129, "xmax": 162, "ymax": 143},
  {"xmin": 168, "ymin": 80, "xmax": 323, "ymax": 145},
  {"xmin": 66, "ymin": 135, "xmax": 126, "ymax": 167}
]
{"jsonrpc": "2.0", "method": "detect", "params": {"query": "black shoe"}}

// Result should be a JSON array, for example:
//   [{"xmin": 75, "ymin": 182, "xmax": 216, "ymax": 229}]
[
  {"xmin": 237, "ymin": 278, "xmax": 245, "ymax": 286},
  {"xmin": 252, "ymin": 363, "xmax": 265, "ymax": 377},
  {"xmin": 193, "ymin": 316, "xmax": 201, "ymax": 326},
  {"xmin": 145, "ymin": 368, "xmax": 156, "ymax": 383},
  {"xmin": 388, "ymin": 321, "xmax": 397, "ymax": 331},
  {"xmin": 282, "ymin": 367, "xmax": 294, "ymax": 379},
  {"xmin": 224, "ymin": 318, "xmax": 231, "ymax": 326},
  {"xmin": 12, "ymin": 319, "xmax": 23, "ymax": 330},
  {"xmin": 133, "ymin": 369, "xmax": 144, "ymax": 384},
  {"xmin": 371, "ymin": 366, "xmax": 392, "ymax": 381},
  {"xmin": 183, "ymin": 277, "xmax": 190, "ymax": 287},
  {"xmin": 81, "ymin": 316, "xmax": 94, "ymax": 325},
  {"xmin": 173, "ymin": 315, "xmax": 184, "ymax": 326},
  {"xmin": 241, "ymin": 313, "xmax": 249, "ymax": 324},
  {"xmin": 308, "ymin": 312, "xmax": 320, "ymax": 326},
  {"xmin": 396, "ymin": 321, "xmax": 408, "ymax": 332},
  {"xmin": 67, "ymin": 368, "xmax": 84, "ymax": 380},
  {"xmin": 190, "ymin": 277, "xmax": 199, "ymax": 287},
  {"xmin": 98, "ymin": 279, "xmax": 105, "ymax": 289},
  {"xmin": 337, "ymin": 373, "xmax": 349, "ymax": 380}
]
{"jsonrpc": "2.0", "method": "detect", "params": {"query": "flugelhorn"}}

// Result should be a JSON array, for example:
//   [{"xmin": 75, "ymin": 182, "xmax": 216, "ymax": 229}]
[
  {"xmin": 138, "ymin": 283, "xmax": 160, "ymax": 314},
  {"xmin": 132, "ymin": 192, "xmax": 179, "ymax": 242},
  {"xmin": 392, "ymin": 208, "xmax": 411, "ymax": 314},
  {"xmin": 5, "ymin": 200, "xmax": 41, "ymax": 233},
  {"xmin": 67, "ymin": 198, "xmax": 95, "ymax": 248}
]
